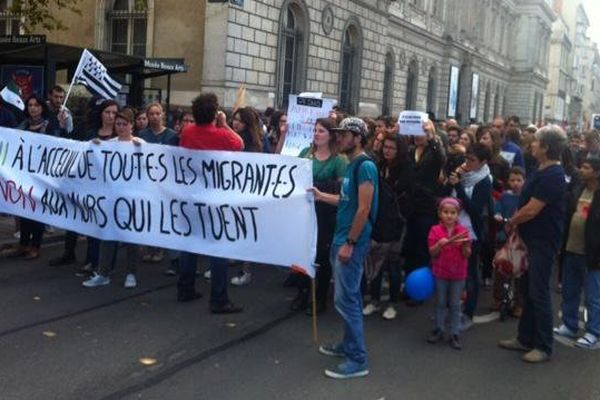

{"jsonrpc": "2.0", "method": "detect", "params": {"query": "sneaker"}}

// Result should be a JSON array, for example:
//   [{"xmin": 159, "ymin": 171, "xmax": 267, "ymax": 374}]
[
  {"xmin": 553, "ymin": 324, "xmax": 578, "ymax": 339},
  {"xmin": 203, "ymin": 269, "xmax": 211, "ymax": 280},
  {"xmin": 498, "ymin": 338, "xmax": 532, "ymax": 352},
  {"xmin": 318, "ymin": 344, "xmax": 345, "ymax": 358},
  {"xmin": 460, "ymin": 315, "xmax": 474, "ymax": 331},
  {"xmin": 13, "ymin": 231, "xmax": 20, "ymax": 239},
  {"xmin": 427, "ymin": 329, "xmax": 444, "ymax": 344},
  {"xmin": 324, "ymin": 360, "xmax": 369, "ymax": 379},
  {"xmin": 82, "ymin": 273, "xmax": 110, "ymax": 288},
  {"xmin": 449, "ymin": 334, "xmax": 462, "ymax": 350},
  {"xmin": 124, "ymin": 274, "xmax": 137, "ymax": 288},
  {"xmin": 231, "ymin": 271, "xmax": 251, "ymax": 286},
  {"xmin": 151, "ymin": 253, "xmax": 164, "ymax": 263},
  {"xmin": 522, "ymin": 349, "xmax": 551, "ymax": 363},
  {"xmin": 210, "ymin": 302, "xmax": 243, "ymax": 314},
  {"xmin": 575, "ymin": 332, "xmax": 599, "ymax": 349},
  {"xmin": 483, "ymin": 278, "xmax": 492, "ymax": 289},
  {"xmin": 382, "ymin": 305, "xmax": 397, "ymax": 320},
  {"xmin": 362, "ymin": 302, "xmax": 380, "ymax": 316},
  {"xmin": 75, "ymin": 263, "xmax": 94, "ymax": 277}
]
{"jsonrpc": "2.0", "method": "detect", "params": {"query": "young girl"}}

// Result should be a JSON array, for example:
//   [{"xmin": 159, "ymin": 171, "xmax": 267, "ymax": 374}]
[{"xmin": 427, "ymin": 197, "xmax": 472, "ymax": 350}]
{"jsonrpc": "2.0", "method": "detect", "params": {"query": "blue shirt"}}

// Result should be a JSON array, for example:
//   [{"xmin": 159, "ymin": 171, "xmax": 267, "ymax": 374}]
[
  {"xmin": 519, "ymin": 164, "xmax": 566, "ymax": 249},
  {"xmin": 495, "ymin": 191, "xmax": 520, "ymax": 243},
  {"xmin": 501, "ymin": 140, "xmax": 525, "ymax": 168},
  {"xmin": 333, "ymin": 155, "xmax": 379, "ymax": 246},
  {"xmin": 139, "ymin": 127, "xmax": 179, "ymax": 145}
]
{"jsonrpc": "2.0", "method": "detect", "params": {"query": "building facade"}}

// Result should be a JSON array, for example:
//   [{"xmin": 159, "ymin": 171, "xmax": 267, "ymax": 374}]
[{"xmin": 204, "ymin": 0, "xmax": 555, "ymax": 124}]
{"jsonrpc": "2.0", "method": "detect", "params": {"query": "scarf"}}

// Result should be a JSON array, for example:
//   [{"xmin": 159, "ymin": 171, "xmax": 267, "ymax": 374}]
[{"xmin": 456, "ymin": 164, "xmax": 491, "ymax": 199}]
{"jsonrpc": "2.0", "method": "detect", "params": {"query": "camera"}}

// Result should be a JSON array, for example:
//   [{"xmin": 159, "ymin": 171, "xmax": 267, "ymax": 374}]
[{"xmin": 593, "ymin": 114, "xmax": 600, "ymax": 130}]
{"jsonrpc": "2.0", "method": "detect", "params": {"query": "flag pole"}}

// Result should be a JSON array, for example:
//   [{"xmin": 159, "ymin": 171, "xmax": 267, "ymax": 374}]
[
  {"xmin": 311, "ymin": 277, "xmax": 318, "ymax": 344},
  {"xmin": 62, "ymin": 49, "xmax": 88, "ymax": 110}
]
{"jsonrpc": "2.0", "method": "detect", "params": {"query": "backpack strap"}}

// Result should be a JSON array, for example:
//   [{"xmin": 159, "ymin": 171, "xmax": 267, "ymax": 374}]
[{"xmin": 352, "ymin": 155, "xmax": 377, "ymax": 225}]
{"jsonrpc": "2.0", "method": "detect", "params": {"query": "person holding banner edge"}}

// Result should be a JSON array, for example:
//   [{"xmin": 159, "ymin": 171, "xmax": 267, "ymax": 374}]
[
  {"xmin": 176, "ymin": 92, "xmax": 245, "ymax": 313},
  {"xmin": 310, "ymin": 117, "xmax": 378, "ymax": 379}
]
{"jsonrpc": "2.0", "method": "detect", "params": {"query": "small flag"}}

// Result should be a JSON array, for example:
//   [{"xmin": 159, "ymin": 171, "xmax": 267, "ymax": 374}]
[
  {"xmin": 1, "ymin": 85, "xmax": 25, "ymax": 111},
  {"xmin": 73, "ymin": 49, "xmax": 122, "ymax": 99}
]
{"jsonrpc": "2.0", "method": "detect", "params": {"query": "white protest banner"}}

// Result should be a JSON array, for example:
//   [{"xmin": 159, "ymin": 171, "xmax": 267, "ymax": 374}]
[
  {"xmin": 281, "ymin": 94, "xmax": 335, "ymax": 156},
  {"xmin": 0, "ymin": 128, "xmax": 318, "ymax": 276},
  {"xmin": 398, "ymin": 111, "xmax": 428, "ymax": 136}
]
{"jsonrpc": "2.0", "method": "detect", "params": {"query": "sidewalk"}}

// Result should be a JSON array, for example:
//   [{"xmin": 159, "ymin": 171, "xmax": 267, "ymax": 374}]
[{"xmin": 0, "ymin": 215, "xmax": 65, "ymax": 247}]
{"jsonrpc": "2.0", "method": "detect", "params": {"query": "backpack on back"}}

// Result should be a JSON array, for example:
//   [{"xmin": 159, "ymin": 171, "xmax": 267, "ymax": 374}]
[{"xmin": 354, "ymin": 156, "xmax": 406, "ymax": 243}]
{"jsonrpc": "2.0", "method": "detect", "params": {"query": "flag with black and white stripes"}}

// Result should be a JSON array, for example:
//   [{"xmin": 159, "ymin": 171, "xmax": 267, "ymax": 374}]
[{"xmin": 73, "ymin": 49, "xmax": 122, "ymax": 99}]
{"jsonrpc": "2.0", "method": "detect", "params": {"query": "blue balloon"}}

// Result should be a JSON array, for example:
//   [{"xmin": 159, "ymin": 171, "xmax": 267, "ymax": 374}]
[{"xmin": 405, "ymin": 267, "xmax": 435, "ymax": 301}]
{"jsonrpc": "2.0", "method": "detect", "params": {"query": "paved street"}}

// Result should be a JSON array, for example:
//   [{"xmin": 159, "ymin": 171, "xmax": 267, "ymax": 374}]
[{"xmin": 1, "ymin": 227, "xmax": 599, "ymax": 400}]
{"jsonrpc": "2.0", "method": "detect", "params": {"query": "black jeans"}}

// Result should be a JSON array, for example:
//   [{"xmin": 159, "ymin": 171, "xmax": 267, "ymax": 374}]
[
  {"xmin": 518, "ymin": 243, "xmax": 556, "ymax": 355},
  {"xmin": 404, "ymin": 214, "xmax": 436, "ymax": 273},
  {"xmin": 464, "ymin": 241, "xmax": 481, "ymax": 318},
  {"xmin": 19, "ymin": 218, "xmax": 44, "ymax": 248},
  {"xmin": 178, "ymin": 252, "xmax": 230, "ymax": 306}
]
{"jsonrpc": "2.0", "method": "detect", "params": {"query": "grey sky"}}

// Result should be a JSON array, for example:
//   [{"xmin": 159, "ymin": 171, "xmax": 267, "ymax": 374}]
[{"xmin": 582, "ymin": 0, "xmax": 600, "ymax": 47}]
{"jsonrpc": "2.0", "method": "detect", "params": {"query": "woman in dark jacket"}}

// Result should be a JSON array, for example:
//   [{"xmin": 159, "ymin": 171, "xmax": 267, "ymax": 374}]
[
  {"xmin": 404, "ymin": 120, "xmax": 445, "ymax": 279},
  {"xmin": 14, "ymin": 94, "xmax": 62, "ymax": 259},
  {"xmin": 447, "ymin": 143, "xmax": 494, "ymax": 324}
]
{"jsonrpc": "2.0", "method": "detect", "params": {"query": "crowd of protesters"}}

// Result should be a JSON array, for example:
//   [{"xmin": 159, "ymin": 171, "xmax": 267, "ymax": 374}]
[{"xmin": 2, "ymin": 88, "xmax": 600, "ymax": 378}]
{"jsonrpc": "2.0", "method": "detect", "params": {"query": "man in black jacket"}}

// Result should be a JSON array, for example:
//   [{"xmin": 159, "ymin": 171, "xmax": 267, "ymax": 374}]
[{"xmin": 553, "ymin": 157, "xmax": 600, "ymax": 348}]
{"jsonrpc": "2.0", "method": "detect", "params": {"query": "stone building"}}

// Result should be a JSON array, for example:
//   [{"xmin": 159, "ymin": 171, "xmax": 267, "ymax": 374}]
[
  {"xmin": 545, "ymin": 13, "xmax": 572, "ymax": 124},
  {"xmin": 204, "ymin": 0, "xmax": 555, "ymax": 125}
]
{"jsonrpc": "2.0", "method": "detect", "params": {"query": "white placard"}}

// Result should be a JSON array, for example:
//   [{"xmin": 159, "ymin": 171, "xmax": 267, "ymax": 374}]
[
  {"xmin": 448, "ymin": 65, "xmax": 459, "ymax": 118},
  {"xmin": 398, "ymin": 111, "xmax": 428, "ymax": 136},
  {"xmin": 0, "ymin": 128, "xmax": 318, "ymax": 276},
  {"xmin": 281, "ymin": 94, "xmax": 335, "ymax": 156},
  {"xmin": 470, "ymin": 73, "xmax": 479, "ymax": 120}
]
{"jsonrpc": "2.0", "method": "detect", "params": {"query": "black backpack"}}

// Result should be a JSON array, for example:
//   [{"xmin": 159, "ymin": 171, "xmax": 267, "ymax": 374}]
[{"xmin": 353, "ymin": 156, "xmax": 406, "ymax": 243}]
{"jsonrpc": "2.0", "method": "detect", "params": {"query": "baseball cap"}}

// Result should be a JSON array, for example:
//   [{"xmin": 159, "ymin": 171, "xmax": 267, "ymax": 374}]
[{"xmin": 332, "ymin": 117, "xmax": 367, "ymax": 139}]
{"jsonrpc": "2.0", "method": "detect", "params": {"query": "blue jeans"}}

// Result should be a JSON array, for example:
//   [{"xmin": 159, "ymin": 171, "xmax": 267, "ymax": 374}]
[
  {"xmin": 435, "ymin": 279, "xmax": 465, "ymax": 335},
  {"xmin": 518, "ymin": 243, "xmax": 557, "ymax": 354},
  {"xmin": 561, "ymin": 252, "xmax": 600, "ymax": 337},
  {"xmin": 178, "ymin": 252, "xmax": 230, "ymax": 306},
  {"xmin": 331, "ymin": 241, "xmax": 370, "ymax": 366}
]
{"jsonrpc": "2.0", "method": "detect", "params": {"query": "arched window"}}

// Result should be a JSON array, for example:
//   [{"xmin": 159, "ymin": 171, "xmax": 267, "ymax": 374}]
[
  {"xmin": 277, "ymin": 1, "xmax": 308, "ymax": 109},
  {"xmin": 405, "ymin": 59, "xmax": 418, "ymax": 110},
  {"xmin": 339, "ymin": 22, "xmax": 361, "ymax": 113},
  {"xmin": 382, "ymin": 51, "xmax": 395, "ymax": 115},
  {"xmin": 109, "ymin": 0, "xmax": 147, "ymax": 56},
  {"xmin": 0, "ymin": 0, "xmax": 21, "ymax": 34},
  {"xmin": 426, "ymin": 67, "xmax": 437, "ymax": 115}
]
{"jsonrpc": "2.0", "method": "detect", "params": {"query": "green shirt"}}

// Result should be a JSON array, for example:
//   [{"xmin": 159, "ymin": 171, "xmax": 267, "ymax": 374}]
[
  {"xmin": 566, "ymin": 188, "xmax": 594, "ymax": 255},
  {"xmin": 298, "ymin": 147, "xmax": 348, "ymax": 183}
]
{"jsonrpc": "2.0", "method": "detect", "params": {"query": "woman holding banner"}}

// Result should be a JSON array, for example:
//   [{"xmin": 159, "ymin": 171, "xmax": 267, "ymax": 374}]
[
  {"xmin": 11, "ymin": 94, "xmax": 62, "ymax": 260},
  {"xmin": 290, "ymin": 118, "xmax": 348, "ymax": 314},
  {"xmin": 83, "ymin": 110, "xmax": 144, "ymax": 289}
]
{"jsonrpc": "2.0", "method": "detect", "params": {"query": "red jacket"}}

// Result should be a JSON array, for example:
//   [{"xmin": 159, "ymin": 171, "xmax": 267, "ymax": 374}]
[
  {"xmin": 428, "ymin": 223, "xmax": 471, "ymax": 280},
  {"xmin": 180, "ymin": 123, "xmax": 243, "ymax": 151}
]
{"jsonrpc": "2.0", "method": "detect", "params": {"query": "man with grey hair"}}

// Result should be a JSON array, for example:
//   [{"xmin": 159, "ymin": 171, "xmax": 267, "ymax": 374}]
[
  {"xmin": 311, "ymin": 117, "xmax": 379, "ymax": 379},
  {"xmin": 499, "ymin": 124, "xmax": 567, "ymax": 363}
]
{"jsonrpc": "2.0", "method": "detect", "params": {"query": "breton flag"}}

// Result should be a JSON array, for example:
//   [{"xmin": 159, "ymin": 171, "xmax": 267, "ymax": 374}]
[{"xmin": 72, "ymin": 49, "xmax": 122, "ymax": 99}]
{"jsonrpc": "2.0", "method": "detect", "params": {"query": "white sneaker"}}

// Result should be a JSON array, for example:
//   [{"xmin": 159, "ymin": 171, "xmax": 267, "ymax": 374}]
[
  {"xmin": 203, "ymin": 269, "xmax": 211, "ymax": 280},
  {"xmin": 382, "ymin": 305, "xmax": 397, "ymax": 320},
  {"xmin": 124, "ymin": 273, "xmax": 137, "ymax": 288},
  {"xmin": 553, "ymin": 324, "xmax": 578, "ymax": 339},
  {"xmin": 362, "ymin": 303, "xmax": 380, "ymax": 316},
  {"xmin": 13, "ymin": 231, "xmax": 20, "ymax": 239},
  {"xmin": 82, "ymin": 273, "xmax": 110, "ymax": 288},
  {"xmin": 231, "ymin": 271, "xmax": 252, "ymax": 286},
  {"xmin": 575, "ymin": 332, "xmax": 599, "ymax": 349}
]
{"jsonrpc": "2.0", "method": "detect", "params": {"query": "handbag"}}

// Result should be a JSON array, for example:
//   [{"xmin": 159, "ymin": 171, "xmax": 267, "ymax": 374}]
[{"xmin": 493, "ymin": 231, "xmax": 528, "ymax": 278}]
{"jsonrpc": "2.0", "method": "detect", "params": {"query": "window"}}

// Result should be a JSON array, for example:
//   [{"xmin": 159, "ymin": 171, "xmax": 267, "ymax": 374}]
[
  {"xmin": 382, "ymin": 52, "xmax": 394, "ymax": 115},
  {"xmin": 108, "ymin": 0, "xmax": 147, "ymax": 56},
  {"xmin": 339, "ymin": 23, "xmax": 361, "ymax": 113},
  {"xmin": 493, "ymin": 84, "xmax": 500, "ymax": 117},
  {"xmin": 405, "ymin": 59, "xmax": 418, "ymax": 110},
  {"xmin": 0, "ymin": 0, "xmax": 21, "ymax": 35},
  {"xmin": 426, "ymin": 67, "xmax": 437, "ymax": 115},
  {"xmin": 483, "ymin": 82, "xmax": 491, "ymax": 123},
  {"xmin": 277, "ymin": 2, "xmax": 308, "ymax": 109}
]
